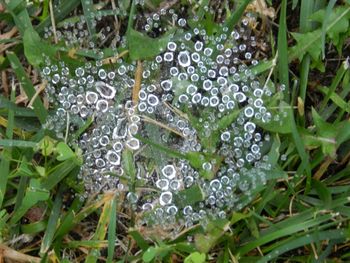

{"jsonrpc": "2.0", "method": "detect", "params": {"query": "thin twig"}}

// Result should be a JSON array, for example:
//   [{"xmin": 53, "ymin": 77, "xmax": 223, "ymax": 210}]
[
  {"xmin": 0, "ymin": 244, "xmax": 41, "ymax": 263},
  {"xmin": 263, "ymin": 51, "xmax": 278, "ymax": 89},
  {"xmin": 49, "ymin": 0, "xmax": 58, "ymax": 44},
  {"xmin": 102, "ymin": 50, "xmax": 129, "ymax": 65},
  {"xmin": 140, "ymin": 115, "xmax": 184, "ymax": 137},
  {"xmin": 65, "ymin": 112, "xmax": 70, "ymax": 144},
  {"xmin": 27, "ymin": 81, "xmax": 47, "ymax": 108}
]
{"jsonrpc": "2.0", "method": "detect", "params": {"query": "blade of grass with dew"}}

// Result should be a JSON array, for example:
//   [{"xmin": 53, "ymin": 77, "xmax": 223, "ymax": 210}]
[
  {"xmin": 36, "ymin": 0, "xmax": 81, "ymax": 33},
  {"xmin": 277, "ymin": 0, "xmax": 290, "ymax": 102},
  {"xmin": 0, "ymin": 86, "xmax": 15, "ymax": 208},
  {"xmin": 81, "ymin": 0, "xmax": 96, "ymax": 38},
  {"xmin": 7, "ymin": 52, "xmax": 48, "ymax": 124},
  {"xmin": 257, "ymin": 229, "xmax": 347, "ymax": 263},
  {"xmin": 222, "ymin": 0, "xmax": 253, "ymax": 34},
  {"xmin": 135, "ymin": 135, "xmax": 187, "ymax": 160},
  {"xmin": 73, "ymin": 116, "xmax": 94, "ymax": 140},
  {"xmin": 40, "ymin": 184, "xmax": 65, "ymax": 255},
  {"xmin": 122, "ymin": 149, "xmax": 136, "ymax": 192},
  {"xmin": 23, "ymin": 27, "xmax": 58, "ymax": 67},
  {"xmin": 107, "ymin": 193, "xmax": 117, "ymax": 263}
]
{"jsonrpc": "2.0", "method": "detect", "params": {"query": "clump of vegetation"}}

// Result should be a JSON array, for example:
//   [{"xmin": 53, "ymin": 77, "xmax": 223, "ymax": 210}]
[{"xmin": 0, "ymin": 0, "xmax": 350, "ymax": 262}]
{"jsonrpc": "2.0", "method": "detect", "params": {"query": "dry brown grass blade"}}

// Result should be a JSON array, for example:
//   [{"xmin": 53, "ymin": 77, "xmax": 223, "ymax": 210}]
[
  {"xmin": 247, "ymin": 0, "xmax": 276, "ymax": 19},
  {"xmin": 49, "ymin": 0, "xmax": 58, "ymax": 44},
  {"xmin": 1, "ymin": 71, "xmax": 9, "ymax": 96},
  {"xmin": 0, "ymin": 244, "xmax": 41, "ymax": 263},
  {"xmin": 140, "ymin": 115, "xmax": 184, "ymax": 137},
  {"xmin": 132, "ymin": 60, "xmax": 143, "ymax": 105},
  {"xmin": 102, "ymin": 50, "xmax": 129, "ymax": 65},
  {"xmin": 0, "ymin": 27, "xmax": 18, "ymax": 41},
  {"xmin": 313, "ymin": 156, "xmax": 333, "ymax": 180},
  {"xmin": 27, "ymin": 81, "xmax": 47, "ymax": 109}
]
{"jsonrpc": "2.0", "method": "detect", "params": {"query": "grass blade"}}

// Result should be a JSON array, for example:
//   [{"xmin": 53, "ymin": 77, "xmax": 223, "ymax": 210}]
[
  {"xmin": 236, "ymin": 214, "xmax": 332, "ymax": 256},
  {"xmin": 289, "ymin": 6, "xmax": 350, "ymax": 62},
  {"xmin": 1, "ymin": 0, "xmax": 33, "ymax": 35},
  {"xmin": 7, "ymin": 52, "xmax": 48, "ymax": 124},
  {"xmin": 298, "ymin": 0, "xmax": 315, "ymax": 106},
  {"xmin": 36, "ymin": 0, "xmax": 81, "ymax": 33},
  {"xmin": 320, "ymin": 61, "xmax": 348, "ymax": 111},
  {"xmin": 277, "ymin": 0, "xmax": 290, "ymax": 102},
  {"xmin": 0, "ymin": 86, "xmax": 15, "ymax": 208},
  {"xmin": 223, "ymin": 0, "xmax": 253, "ymax": 33},
  {"xmin": 81, "ymin": 0, "xmax": 96, "ymax": 38},
  {"xmin": 40, "ymin": 185, "xmax": 65, "ymax": 254},
  {"xmin": 85, "ymin": 193, "xmax": 115, "ymax": 263},
  {"xmin": 10, "ymin": 179, "xmax": 50, "ymax": 224},
  {"xmin": 40, "ymin": 161, "xmax": 80, "ymax": 190},
  {"xmin": 107, "ymin": 194, "xmax": 117, "ymax": 263},
  {"xmin": 257, "ymin": 229, "xmax": 347, "ymax": 263},
  {"xmin": 0, "ymin": 139, "xmax": 37, "ymax": 148},
  {"xmin": 321, "ymin": 0, "xmax": 337, "ymax": 59}
]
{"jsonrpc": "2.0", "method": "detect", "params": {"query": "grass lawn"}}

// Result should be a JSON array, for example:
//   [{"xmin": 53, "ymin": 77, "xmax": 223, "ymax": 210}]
[{"xmin": 0, "ymin": 0, "xmax": 350, "ymax": 262}]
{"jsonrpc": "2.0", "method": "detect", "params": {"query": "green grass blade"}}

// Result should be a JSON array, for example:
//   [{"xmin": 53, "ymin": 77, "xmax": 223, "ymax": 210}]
[
  {"xmin": 277, "ymin": 0, "xmax": 290, "ymax": 102},
  {"xmin": 0, "ymin": 96, "xmax": 36, "ymax": 117},
  {"xmin": 7, "ymin": 52, "xmax": 48, "ymax": 124},
  {"xmin": 40, "ymin": 185, "xmax": 65, "ymax": 254},
  {"xmin": 36, "ymin": 0, "xmax": 81, "ymax": 33},
  {"xmin": 320, "ymin": 61, "xmax": 348, "ymax": 111},
  {"xmin": 21, "ymin": 220, "xmax": 47, "ymax": 234},
  {"xmin": 0, "ymin": 86, "xmax": 15, "ymax": 208},
  {"xmin": 1, "ymin": 0, "xmax": 33, "ymax": 35},
  {"xmin": 107, "ymin": 194, "xmax": 117, "ymax": 263},
  {"xmin": 289, "ymin": 107, "xmax": 312, "ymax": 192},
  {"xmin": 321, "ymin": 0, "xmax": 337, "ymax": 59},
  {"xmin": 81, "ymin": 0, "xmax": 96, "ymax": 38},
  {"xmin": 318, "ymin": 86, "xmax": 350, "ymax": 113},
  {"xmin": 223, "ymin": 0, "xmax": 252, "ymax": 33},
  {"xmin": 10, "ymin": 179, "xmax": 50, "ymax": 224},
  {"xmin": 135, "ymin": 135, "xmax": 187, "ymax": 160},
  {"xmin": 298, "ymin": 0, "xmax": 314, "ymax": 105},
  {"xmin": 85, "ymin": 194, "xmax": 114, "ymax": 263},
  {"xmin": 256, "ymin": 229, "xmax": 347, "ymax": 263},
  {"xmin": 236, "ymin": 214, "xmax": 332, "ymax": 256},
  {"xmin": 40, "ymin": 162, "xmax": 80, "ymax": 190},
  {"xmin": 289, "ymin": 6, "xmax": 350, "ymax": 62},
  {"xmin": 300, "ymin": 0, "xmax": 314, "ymax": 33},
  {"xmin": 0, "ymin": 139, "xmax": 37, "ymax": 148}
]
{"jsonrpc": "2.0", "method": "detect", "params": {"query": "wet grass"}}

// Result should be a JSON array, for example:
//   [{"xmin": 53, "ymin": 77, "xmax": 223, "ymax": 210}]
[{"xmin": 0, "ymin": 0, "xmax": 350, "ymax": 262}]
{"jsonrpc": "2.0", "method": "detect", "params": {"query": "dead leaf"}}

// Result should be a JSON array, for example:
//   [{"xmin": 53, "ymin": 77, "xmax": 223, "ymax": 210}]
[{"xmin": 247, "ymin": 0, "xmax": 276, "ymax": 19}]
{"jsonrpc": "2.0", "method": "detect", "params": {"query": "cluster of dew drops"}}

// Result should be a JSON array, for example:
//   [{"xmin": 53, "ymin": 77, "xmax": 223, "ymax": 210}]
[{"xmin": 41, "ymin": 1, "xmax": 278, "ymax": 229}]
